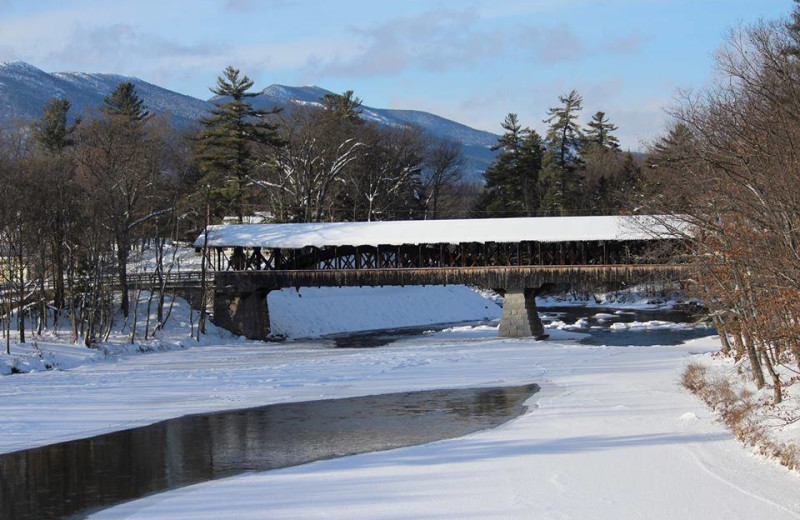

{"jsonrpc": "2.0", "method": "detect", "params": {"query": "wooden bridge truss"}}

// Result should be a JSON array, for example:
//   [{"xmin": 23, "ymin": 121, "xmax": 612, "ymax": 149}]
[{"xmin": 208, "ymin": 239, "xmax": 679, "ymax": 273}]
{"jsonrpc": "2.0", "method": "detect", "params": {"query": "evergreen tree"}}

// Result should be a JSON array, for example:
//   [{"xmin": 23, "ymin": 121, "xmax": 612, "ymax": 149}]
[
  {"xmin": 101, "ymin": 82, "xmax": 150, "ymax": 121},
  {"xmin": 517, "ymin": 130, "xmax": 546, "ymax": 215},
  {"xmin": 84, "ymin": 81, "xmax": 157, "ymax": 319},
  {"xmin": 492, "ymin": 113, "xmax": 524, "ymax": 153},
  {"xmin": 584, "ymin": 111, "xmax": 620, "ymax": 151},
  {"xmin": 649, "ymin": 123, "xmax": 695, "ymax": 170},
  {"xmin": 542, "ymin": 90, "xmax": 584, "ymax": 214},
  {"xmin": 322, "ymin": 90, "xmax": 363, "ymax": 122},
  {"xmin": 31, "ymin": 97, "xmax": 80, "ymax": 312},
  {"xmin": 193, "ymin": 66, "xmax": 282, "ymax": 222},
  {"xmin": 474, "ymin": 114, "xmax": 544, "ymax": 217},
  {"xmin": 33, "ymin": 98, "xmax": 79, "ymax": 153},
  {"xmin": 616, "ymin": 152, "xmax": 643, "ymax": 206}
]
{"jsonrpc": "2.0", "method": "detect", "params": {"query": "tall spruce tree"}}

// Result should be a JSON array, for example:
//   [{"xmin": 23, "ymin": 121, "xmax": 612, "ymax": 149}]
[
  {"xmin": 542, "ymin": 90, "xmax": 584, "ymax": 214},
  {"xmin": 33, "ymin": 98, "xmax": 80, "ymax": 153},
  {"xmin": 475, "ymin": 114, "xmax": 544, "ymax": 217},
  {"xmin": 32, "ymin": 98, "xmax": 80, "ymax": 312},
  {"xmin": 584, "ymin": 111, "xmax": 620, "ymax": 151},
  {"xmin": 193, "ymin": 66, "xmax": 282, "ymax": 222},
  {"xmin": 649, "ymin": 123, "xmax": 695, "ymax": 170},
  {"xmin": 83, "ymin": 82, "xmax": 155, "ymax": 319},
  {"xmin": 101, "ymin": 82, "xmax": 150, "ymax": 121},
  {"xmin": 492, "ymin": 113, "xmax": 524, "ymax": 154}
]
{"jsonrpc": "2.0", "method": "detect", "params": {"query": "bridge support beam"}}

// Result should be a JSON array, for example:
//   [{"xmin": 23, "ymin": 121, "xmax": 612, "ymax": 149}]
[
  {"xmin": 213, "ymin": 288, "xmax": 271, "ymax": 340},
  {"xmin": 498, "ymin": 288, "xmax": 547, "ymax": 339}
]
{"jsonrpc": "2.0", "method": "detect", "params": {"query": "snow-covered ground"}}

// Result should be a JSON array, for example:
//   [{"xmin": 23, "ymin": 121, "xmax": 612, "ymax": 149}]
[
  {"xmin": 3, "ymin": 282, "xmax": 797, "ymax": 519},
  {"xmin": 690, "ymin": 350, "xmax": 800, "ymax": 462},
  {"xmin": 127, "ymin": 242, "xmax": 204, "ymax": 273},
  {"xmin": 0, "ymin": 285, "xmax": 498, "ymax": 374},
  {"xmin": 0, "ymin": 293, "xmax": 234, "ymax": 375},
  {"xmin": 1, "ymin": 324, "xmax": 798, "ymax": 519},
  {"xmin": 269, "ymin": 285, "xmax": 500, "ymax": 338}
]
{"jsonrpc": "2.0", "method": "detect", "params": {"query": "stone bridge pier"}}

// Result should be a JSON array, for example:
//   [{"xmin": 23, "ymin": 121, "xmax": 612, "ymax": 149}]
[
  {"xmin": 213, "ymin": 287, "xmax": 272, "ymax": 340},
  {"xmin": 497, "ymin": 288, "xmax": 547, "ymax": 340}
]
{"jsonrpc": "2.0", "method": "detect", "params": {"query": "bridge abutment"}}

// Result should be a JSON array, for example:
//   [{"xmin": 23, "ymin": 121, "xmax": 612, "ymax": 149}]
[
  {"xmin": 213, "ymin": 288, "xmax": 271, "ymax": 340},
  {"xmin": 498, "ymin": 288, "xmax": 546, "ymax": 339}
]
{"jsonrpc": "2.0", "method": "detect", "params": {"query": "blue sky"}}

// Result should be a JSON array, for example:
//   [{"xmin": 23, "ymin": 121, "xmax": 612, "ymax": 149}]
[{"xmin": 0, "ymin": 0, "xmax": 792, "ymax": 149}]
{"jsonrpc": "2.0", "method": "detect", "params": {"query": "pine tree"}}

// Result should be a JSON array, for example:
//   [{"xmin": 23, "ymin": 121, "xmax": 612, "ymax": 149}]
[
  {"xmin": 584, "ymin": 111, "xmax": 620, "ymax": 151},
  {"xmin": 33, "ymin": 98, "xmax": 79, "ymax": 153},
  {"xmin": 542, "ymin": 90, "xmax": 584, "ymax": 214},
  {"xmin": 84, "ymin": 82, "xmax": 155, "ymax": 319},
  {"xmin": 649, "ymin": 123, "xmax": 695, "ymax": 170},
  {"xmin": 492, "ymin": 114, "xmax": 524, "ymax": 153},
  {"xmin": 193, "ymin": 66, "xmax": 282, "ymax": 223},
  {"xmin": 322, "ymin": 90, "xmax": 363, "ymax": 122},
  {"xmin": 517, "ymin": 130, "xmax": 546, "ymax": 215},
  {"xmin": 101, "ymin": 82, "xmax": 150, "ymax": 121},
  {"xmin": 31, "ymin": 97, "xmax": 80, "ymax": 313},
  {"xmin": 474, "ymin": 114, "xmax": 544, "ymax": 217}
]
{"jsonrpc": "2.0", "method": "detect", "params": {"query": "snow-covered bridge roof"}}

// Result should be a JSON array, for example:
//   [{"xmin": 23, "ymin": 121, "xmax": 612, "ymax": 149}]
[{"xmin": 194, "ymin": 216, "xmax": 686, "ymax": 249}]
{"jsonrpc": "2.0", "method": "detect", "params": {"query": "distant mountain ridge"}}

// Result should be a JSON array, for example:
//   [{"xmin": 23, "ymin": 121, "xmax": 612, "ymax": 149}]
[{"xmin": 0, "ymin": 61, "xmax": 499, "ymax": 178}]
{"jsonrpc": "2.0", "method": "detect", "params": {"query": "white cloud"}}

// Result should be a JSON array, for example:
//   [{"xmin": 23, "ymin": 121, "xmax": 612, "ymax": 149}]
[{"xmin": 310, "ymin": 8, "xmax": 507, "ymax": 78}]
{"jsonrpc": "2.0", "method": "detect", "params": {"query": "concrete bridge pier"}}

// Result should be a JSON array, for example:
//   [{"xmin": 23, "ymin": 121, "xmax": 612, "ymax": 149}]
[
  {"xmin": 213, "ymin": 288, "xmax": 271, "ymax": 340},
  {"xmin": 498, "ymin": 288, "xmax": 547, "ymax": 340}
]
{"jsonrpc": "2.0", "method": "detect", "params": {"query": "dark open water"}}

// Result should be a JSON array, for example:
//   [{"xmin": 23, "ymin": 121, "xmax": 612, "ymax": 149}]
[
  {"xmin": 0, "ymin": 384, "xmax": 537, "ymax": 520},
  {"xmin": 538, "ymin": 306, "xmax": 713, "ymax": 346},
  {"xmin": 331, "ymin": 306, "xmax": 713, "ymax": 349}
]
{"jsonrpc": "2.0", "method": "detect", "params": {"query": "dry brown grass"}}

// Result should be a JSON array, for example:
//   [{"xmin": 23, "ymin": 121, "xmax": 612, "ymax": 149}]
[
  {"xmin": 681, "ymin": 363, "xmax": 707, "ymax": 393},
  {"xmin": 682, "ymin": 363, "xmax": 800, "ymax": 472}
]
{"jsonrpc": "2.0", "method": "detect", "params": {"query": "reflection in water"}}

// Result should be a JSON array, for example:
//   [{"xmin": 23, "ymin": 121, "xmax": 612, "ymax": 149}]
[{"xmin": 0, "ymin": 384, "xmax": 537, "ymax": 520}]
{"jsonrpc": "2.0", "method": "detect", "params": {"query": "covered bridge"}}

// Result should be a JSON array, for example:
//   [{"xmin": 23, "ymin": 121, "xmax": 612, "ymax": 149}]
[{"xmin": 194, "ymin": 215, "xmax": 687, "ymax": 340}]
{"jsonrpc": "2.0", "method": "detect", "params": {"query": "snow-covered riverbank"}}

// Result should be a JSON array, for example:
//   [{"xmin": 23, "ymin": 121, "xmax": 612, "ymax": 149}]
[
  {"xmin": 685, "ymin": 350, "xmax": 800, "ymax": 472},
  {"xmin": 269, "ymin": 285, "xmax": 500, "ymax": 338},
  {"xmin": 1, "ymin": 322, "xmax": 798, "ymax": 519},
  {"xmin": 71, "ymin": 331, "xmax": 796, "ymax": 520},
  {"xmin": 0, "ymin": 285, "xmax": 499, "ymax": 375}
]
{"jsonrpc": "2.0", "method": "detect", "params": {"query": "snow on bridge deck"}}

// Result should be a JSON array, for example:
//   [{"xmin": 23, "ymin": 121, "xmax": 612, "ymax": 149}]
[{"xmin": 194, "ymin": 215, "xmax": 685, "ymax": 249}]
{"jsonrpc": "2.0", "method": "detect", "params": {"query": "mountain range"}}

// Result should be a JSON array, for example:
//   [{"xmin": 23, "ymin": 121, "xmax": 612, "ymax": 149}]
[{"xmin": 0, "ymin": 61, "xmax": 499, "ymax": 179}]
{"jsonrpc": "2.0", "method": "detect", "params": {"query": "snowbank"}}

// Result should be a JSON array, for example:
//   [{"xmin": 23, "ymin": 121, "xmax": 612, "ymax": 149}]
[
  {"xmin": 609, "ymin": 320, "xmax": 705, "ymax": 331},
  {"xmin": 0, "ymin": 286, "xmax": 500, "ymax": 375},
  {"xmin": 537, "ymin": 284, "xmax": 699, "ymax": 310},
  {"xmin": 127, "ymin": 242, "xmax": 203, "ymax": 273},
  {"xmin": 686, "ymin": 340, "xmax": 800, "ymax": 468},
  {"xmin": 269, "ymin": 285, "xmax": 500, "ymax": 338},
  {"xmin": 0, "ymin": 293, "xmax": 234, "ymax": 376}
]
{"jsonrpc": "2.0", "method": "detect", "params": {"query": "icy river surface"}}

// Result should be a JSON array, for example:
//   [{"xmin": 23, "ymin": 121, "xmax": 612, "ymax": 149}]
[
  {"xmin": 330, "ymin": 306, "xmax": 713, "ymax": 349},
  {"xmin": 0, "ymin": 307, "xmax": 725, "ymax": 520},
  {"xmin": 0, "ymin": 384, "xmax": 537, "ymax": 520}
]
